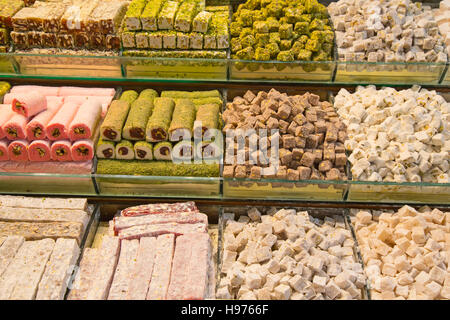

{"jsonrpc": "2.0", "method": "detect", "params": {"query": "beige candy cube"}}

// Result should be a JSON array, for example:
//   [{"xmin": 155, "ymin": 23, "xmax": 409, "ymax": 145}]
[
  {"xmin": 424, "ymin": 281, "xmax": 442, "ymax": 299},
  {"xmin": 429, "ymin": 266, "xmax": 446, "ymax": 284},
  {"xmin": 257, "ymin": 246, "xmax": 272, "ymax": 263},
  {"xmin": 312, "ymin": 276, "xmax": 327, "ymax": 293},
  {"xmin": 411, "ymin": 226, "xmax": 426, "ymax": 244},
  {"xmin": 394, "ymin": 255, "xmax": 411, "ymax": 272},
  {"xmin": 289, "ymin": 275, "xmax": 307, "ymax": 292},
  {"xmin": 380, "ymin": 276, "xmax": 397, "ymax": 292},
  {"xmin": 274, "ymin": 284, "xmax": 292, "ymax": 300},
  {"xmin": 356, "ymin": 210, "xmax": 373, "ymax": 224},
  {"xmin": 256, "ymin": 288, "xmax": 272, "ymax": 300},
  {"xmin": 247, "ymin": 208, "xmax": 262, "ymax": 221},
  {"xmin": 382, "ymin": 263, "xmax": 397, "ymax": 277},
  {"xmin": 245, "ymin": 272, "xmax": 262, "ymax": 290}
]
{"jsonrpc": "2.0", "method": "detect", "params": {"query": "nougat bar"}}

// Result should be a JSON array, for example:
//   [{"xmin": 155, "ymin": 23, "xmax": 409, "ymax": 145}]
[
  {"xmin": 11, "ymin": 7, "xmax": 35, "ymax": 32},
  {"xmin": 192, "ymin": 10, "xmax": 212, "ymax": 34},
  {"xmin": 149, "ymin": 31, "xmax": 163, "ymax": 49},
  {"xmin": 213, "ymin": 11, "xmax": 229, "ymax": 49},
  {"xmin": 162, "ymin": 30, "xmax": 176, "ymax": 49},
  {"xmin": 41, "ymin": 32, "xmax": 57, "ymax": 47},
  {"xmin": 27, "ymin": 4, "xmax": 55, "ymax": 32},
  {"xmin": 106, "ymin": 34, "xmax": 121, "ymax": 51},
  {"xmin": 189, "ymin": 32, "xmax": 203, "ymax": 49},
  {"xmin": 0, "ymin": 0, "xmax": 24, "ymax": 29},
  {"xmin": 135, "ymin": 32, "xmax": 149, "ymax": 48},
  {"xmin": 121, "ymin": 27, "xmax": 136, "ymax": 49},
  {"xmin": 27, "ymin": 31, "xmax": 42, "ymax": 48},
  {"xmin": 124, "ymin": 0, "xmax": 146, "ymax": 31},
  {"xmin": 204, "ymin": 20, "xmax": 217, "ymax": 49},
  {"xmin": 10, "ymin": 31, "xmax": 28, "ymax": 50},
  {"xmin": 89, "ymin": 0, "xmax": 128, "ymax": 35},
  {"xmin": 57, "ymin": 33, "xmax": 74, "ymax": 49},
  {"xmin": 75, "ymin": 32, "xmax": 90, "ymax": 49},
  {"xmin": 158, "ymin": 1, "xmax": 179, "ymax": 30},
  {"xmin": 176, "ymin": 32, "xmax": 189, "ymax": 49},
  {"xmin": 61, "ymin": 0, "xmax": 99, "ymax": 32},
  {"xmin": 174, "ymin": 1, "xmax": 198, "ymax": 32},
  {"xmin": 43, "ymin": 2, "xmax": 66, "ymax": 33},
  {"xmin": 90, "ymin": 33, "xmax": 106, "ymax": 50},
  {"xmin": 101, "ymin": 100, "xmax": 131, "ymax": 142},
  {"xmin": 141, "ymin": 0, "xmax": 166, "ymax": 31}
]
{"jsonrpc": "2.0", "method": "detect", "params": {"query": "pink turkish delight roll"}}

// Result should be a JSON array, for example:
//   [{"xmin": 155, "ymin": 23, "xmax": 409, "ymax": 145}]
[
  {"xmin": 26, "ymin": 97, "xmax": 64, "ymax": 141},
  {"xmin": 71, "ymin": 139, "xmax": 94, "ymax": 162},
  {"xmin": 0, "ymin": 104, "xmax": 16, "ymax": 139},
  {"xmin": 0, "ymin": 139, "xmax": 9, "ymax": 161},
  {"xmin": 11, "ymin": 91, "xmax": 48, "ymax": 118},
  {"xmin": 65, "ymin": 96, "xmax": 113, "ymax": 118},
  {"xmin": 11, "ymin": 85, "xmax": 60, "ymax": 96},
  {"xmin": 3, "ymin": 93, "xmax": 15, "ymax": 104},
  {"xmin": 8, "ymin": 140, "xmax": 29, "ymax": 162},
  {"xmin": 51, "ymin": 140, "xmax": 73, "ymax": 162},
  {"xmin": 3, "ymin": 113, "xmax": 28, "ymax": 140},
  {"xmin": 46, "ymin": 102, "xmax": 80, "ymax": 141},
  {"xmin": 69, "ymin": 100, "xmax": 102, "ymax": 141},
  {"xmin": 29, "ymin": 140, "xmax": 52, "ymax": 162},
  {"xmin": 59, "ymin": 86, "xmax": 115, "ymax": 97}
]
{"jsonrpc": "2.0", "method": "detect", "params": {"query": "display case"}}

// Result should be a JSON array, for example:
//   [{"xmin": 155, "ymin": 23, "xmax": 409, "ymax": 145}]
[{"xmin": 335, "ymin": 61, "xmax": 447, "ymax": 85}]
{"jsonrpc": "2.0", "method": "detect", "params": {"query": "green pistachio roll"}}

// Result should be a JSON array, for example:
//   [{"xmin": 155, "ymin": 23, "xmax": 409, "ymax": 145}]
[
  {"xmin": 96, "ymin": 138, "xmax": 116, "ymax": 159},
  {"xmin": 153, "ymin": 141, "xmax": 172, "ymax": 161},
  {"xmin": 138, "ymin": 89, "xmax": 158, "ymax": 101},
  {"xmin": 101, "ymin": 100, "xmax": 131, "ymax": 142},
  {"xmin": 120, "ymin": 90, "xmax": 139, "ymax": 104},
  {"xmin": 193, "ymin": 103, "xmax": 220, "ymax": 137},
  {"xmin": 172, "ymin": 140, "xmax": 194, "ymax": 163},
  {"xmin": 123, "ymin": 98, "xmax": 155, "ymax": 141},
  {"xmin": 169, "ymin": 99, "xmax": 196, "ymax": 142},
  {"xmin": 116, "ymin": 140, "xmax": 135, "ymax": 160},
  {"xmin": 134, "ymin": 141, "xmax": 153, "ymax": 160},
  {"xmin": 146, "ymin": 97, "xmax": 175, "ymax": 142}
]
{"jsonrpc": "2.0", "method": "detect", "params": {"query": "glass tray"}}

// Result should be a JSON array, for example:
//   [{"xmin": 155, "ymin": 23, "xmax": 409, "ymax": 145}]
[
  {"xmin": 0, "ymin": 172, "xmax": 96, "ymax": 196},
  {"xmin": 123, "ymin": 56, "xmax": 228, "ymax": 81},
  {"xmin": 94, "ymin": 174, "xmax": 221, "ymax": 199},
  {"xmin": 217, "ymin": 206, "xmax": 370, "ymax": 300},
  {"xmin": 229, "ymin": 59, "xmax": 335, "ymax": 82},
  {"xmin": 9, "ymin": 52, "xmax": 123, "ymax": 78},
  {"xmin": 442, "ymin": 65, "xmax": 450, "ymax": 85},
  {"xmin": 335, "ymin": 61, "xmax": 447, "ymax": 85}
]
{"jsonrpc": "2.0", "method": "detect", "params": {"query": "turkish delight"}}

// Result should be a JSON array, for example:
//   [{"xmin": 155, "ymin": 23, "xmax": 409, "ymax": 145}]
[
  {"xmin": 0, "ymin": 0, "xmax": 24, "ymax": 29},
  {"xmin": 116, "ymin": 140, "xmax": 134, "ymax": 160},
  {"xmin": 149, "ymin": 32, "xmax": 163, "ymax": 49},
  {"xmin": 29, "ymin": 140, "xmax": 52, "ymax": 162},
  {"xmin": 145, "ymin": 97, "xmax": 175, "ymax": 142},
  {"xmin": 141, "ymin": 0, "xmax": 165, "ymax": 31},
  {"xmin": 57, "ymin": 33, "xmax": 75, "ymax": 49},
  {"xmin": 8, "ymin": 140, "xmax": 29, "ymax": 162},
  {"xmin": 162, "ymin": 30, "xmax": 176, "ymax": 49},
  {"xmin": 101, "ymin": 100, "xmax": 131, "ymax": 142},
  {"xmin": 135, "ymin": 32, "xmax": 149, "ymax": 48},
  {"xmin": 169, "ymin": 99, "xmax": 195, "ymax": 142},
  {"xmin": 46, "ymin": 102, "xmax": 80, "ymax": 141},
  {"xmin": 25, "ymin": 97, "xmax": 63, "ymax": 141},
  {"xmin": 69, "ymin": 100, "xmax": 102, "ymax": 141},
  {"xmin": 123, "ymin": 98, "xmax": 154, "ymax": 141},
  {"xmin": 75, "ymin": 32, "xmax": 90, "ymax": 49},
  {"xmin": 10, "ymin": 31, "xmax": 28, "ymax": 49},
  {"xmin": 51, "ymin": 140, "xmax": 73, "ymax": 162},
  {"xmin": 3, "ymin": 114, "xmax": 28, "ymax": 140},
  {"xmin": 71, "ymin": 139, "xmax": 95, "ymax": 162},
  {"xmin": 11, "ymin": 7, "xmax": 34, "ymax": 32},
  {"xmin": 124, "ymin": 0, "xmax": 146, "ymax": 31},
  {"xmin": 0, "ymin": 105, "xmax": 15, "ymax": 140},
  {"xmin": 0, "ymin": 139, "xmax": 9, "ymax": 161},
  {"xmin": 174, "ymin": 1, "xmax": 198, "ymax": 33},
  {"xmin": 11, "ymin": 91, "xmax": 47, "ymax": 118},
  {"xmin": 119, "ymin": 90, "xmax": 139, "ymax": 104},
  {"xmin": 189, "ymin": 32, "xmax": 203, "ymax": 49},
  {"xmin": 96, "ymin": 138, "xmax": 115, "ymax": 159},
  {"xmin": 154, "ymin": 141, "xmax": 172, "ymax": 161},
  {"xmin": 192, "ymin": 11, "xmax": 212, "ymax": 34},
  {"xmin": 194, "ymin": 103, "xmax": 220, "ymax": 137},
  {"xmin": 134, "ymin": 141, "xmax": 153, "ymax": 160},
  {"xmin": 158, "ymin": 1, "xmax": 179, "ymax": 30}
]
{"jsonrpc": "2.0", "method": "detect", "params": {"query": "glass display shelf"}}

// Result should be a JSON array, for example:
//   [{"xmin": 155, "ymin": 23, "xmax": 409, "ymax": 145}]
[
  {"xmin": 0, "ymin": 52, "xmax": 449, "ymax": 85},
  {"xmin": 0, "ymin": 172, "xmax": 96, "ymax": 196},
  {"xmin": 335, "ymin": 60, "xmax": 447, "ymax": 85},
  {"xmin": 222, "ymin": 177, "xmax": 347, "ymax": 202},
  {"xmin": 93, "ymin": 174, "xmax": 222, "ymax": 199}
]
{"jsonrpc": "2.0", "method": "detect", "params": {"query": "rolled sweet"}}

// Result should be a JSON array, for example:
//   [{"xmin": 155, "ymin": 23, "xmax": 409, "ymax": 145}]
[
  {"xmin": 8, "ymin": 140, "xmax": 29, "ymax": 162},
  {"xmin": 115, "ymin": 140, "xmax": 134, "ymax": 160},
  {"xmin": 190, "ymin": 97, "xmax": 223, "ymax": 110},
  {"xmin": 25, "ymin": 98, "xmax": 64, "ymax": 141},
  {"xmin": 145, "ymin": 97, "xmax": 175, "ymax": 142},
  {"xmin": 138, "ymin": 89, "xmax": 158, "ymax": 101},
  {"xmin": 3, "ymin": 93, "xmax": 15, "ymax": 104},
  {"xmin": 134, "ymin": 141, "xmax": 153, "ymax": 160},
  {"xmin": 100, "ymin": 100, "xmax": 131, "ymax": 142},
  {"xmin": 11, "ymin": 91, "xmax": 47, "ymax": 118},
  {"xmin": 51, "ymin": 140, "xmax": 73, "ymax": 162},
  {"xmin": 96, "ymin": 138, "xmax": 116, "ymax": 159},
  {"xmin": 119, "ymin": 90, "xmax": 139, "ymax": 104},
  {"xmin": 69, "ymin": 100, "xmax": 102, "ymax": 141},
  {"xmin": 0, "ymin": 139, "xmax": 9, "ymax": 161},
  {"xmin": 46, "ymin": 102, "xmax": 80, "ymax": 141},
  {"xmin": 197, "ymin": 140, "xmax": 223, "ymax": 160},
  {"xmin": 123, "ymin": 98, "xmax": 154, "ymax": 141},
  {"xmin": 3, "ymin": 113, "xmax": 28, "ymax": 140},
  {"xmin": 169, "ymin": 99, "xmax": 196, "ymax": 142},
  {"xmin": 0, "ymin": 104, "xmax": 15, "ymax": 139},
  {"xmin": 29, "ymin": 140, "xmax": 52, "ymax": 162},
  {"xmin": 64, "ymin": 96, "xmax": 113, "ymax": 118},
  {"xmin": 11, "ymin": 85, "xmax": 60, "ymax": 96},
  {"xmin": 153, "ymin": 141, "xmax": 172, "ymax": 161},
  {"xmin": 172, "ymin": 140, "xmax": 194, "ymax": 163},
  {"xmin": 193, "ymin": 103, "xmax": 220, "ymax": 137},
  {"xmin": 161, "ymin": 90, "xmax": 221, "ymax": 99},
  {"xmin": 71, "ymin": 139, "xmax": 94, "ymax": 162},
  {"xmin": 59, "ymin": 86, "xmax": 115, "ymax": 97}
]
